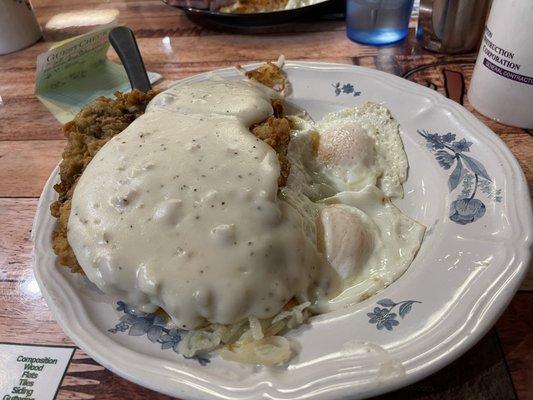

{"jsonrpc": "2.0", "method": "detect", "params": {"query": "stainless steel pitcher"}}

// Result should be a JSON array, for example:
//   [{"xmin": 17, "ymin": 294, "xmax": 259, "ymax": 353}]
[{"xmin": 418, "ymin": 0, "xmax": 492, "ymax": 53}]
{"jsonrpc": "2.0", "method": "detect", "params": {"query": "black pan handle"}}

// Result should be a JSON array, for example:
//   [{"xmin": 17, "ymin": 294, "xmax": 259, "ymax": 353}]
[{"xmin": 109, "ymin": 26, "xmax": 152, "ymax": 92}]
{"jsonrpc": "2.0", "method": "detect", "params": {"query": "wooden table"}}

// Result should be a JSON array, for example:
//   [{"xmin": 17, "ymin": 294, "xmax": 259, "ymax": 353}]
[{"xmin": 0, "ymin": 1, "xmax": 531, "ymax": 398}]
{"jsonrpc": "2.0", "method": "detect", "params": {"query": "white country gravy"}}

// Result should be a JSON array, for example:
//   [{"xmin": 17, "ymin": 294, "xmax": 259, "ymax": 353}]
[{"xmin": 68, "ymin": 80, "xmax": 338, "ymax": 329}]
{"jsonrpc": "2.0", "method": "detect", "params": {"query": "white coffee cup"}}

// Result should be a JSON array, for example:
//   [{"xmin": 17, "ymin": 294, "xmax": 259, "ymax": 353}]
[
  {"xmin": 468, "ymin": 0, "xmax": 533, "ymax": 129},
  {"xmin": 0, "ymin": 0, "xmax": 42, "ymax": 55}
]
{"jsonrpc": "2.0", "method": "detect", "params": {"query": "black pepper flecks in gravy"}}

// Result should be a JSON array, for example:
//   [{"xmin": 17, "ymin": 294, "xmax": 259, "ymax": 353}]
[{"xmin": 69, "ymin": 80, "xmax": 339, "ymax": 329}]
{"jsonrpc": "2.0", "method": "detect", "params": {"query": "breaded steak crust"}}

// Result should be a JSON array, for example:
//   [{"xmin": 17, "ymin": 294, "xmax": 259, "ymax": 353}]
[{"xmin": 51, "ymin": 90, "xmax": 157, "ymax": 272}]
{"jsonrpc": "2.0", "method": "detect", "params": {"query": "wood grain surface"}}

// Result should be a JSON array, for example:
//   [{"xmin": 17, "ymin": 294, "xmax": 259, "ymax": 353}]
[{"xmin": 0, "ymin": 0, "xmax": 531, "ymax": 398}]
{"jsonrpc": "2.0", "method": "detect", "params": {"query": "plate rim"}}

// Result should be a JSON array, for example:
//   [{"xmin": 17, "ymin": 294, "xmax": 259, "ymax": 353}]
[{"xmin": 32, "ymin": 61, "xmax": 533, "ymax": 400}]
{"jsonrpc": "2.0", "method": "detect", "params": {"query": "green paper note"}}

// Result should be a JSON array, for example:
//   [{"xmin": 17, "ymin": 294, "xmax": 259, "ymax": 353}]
[{"xmin": 35, "ymin": 25, "xmax": 161, "ymax": 124}]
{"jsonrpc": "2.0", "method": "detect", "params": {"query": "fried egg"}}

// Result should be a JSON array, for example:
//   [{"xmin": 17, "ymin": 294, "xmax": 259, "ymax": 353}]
[
  {"xmin": 286, "ymin": 102, "xmax": 424, "ymax": 309},
  {"xmin": 288, "ymin": 102, "xmax": 408, "ymax": 200},
  {"xmin": 319, "ymin": 187, "xmax": 425, "ymax": 307}
]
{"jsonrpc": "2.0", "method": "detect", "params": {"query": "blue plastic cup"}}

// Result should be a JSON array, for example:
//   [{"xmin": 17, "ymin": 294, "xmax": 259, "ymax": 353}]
[{"xmin": 346, "ymin": 0, "xmax": 415, "ymax": 45}]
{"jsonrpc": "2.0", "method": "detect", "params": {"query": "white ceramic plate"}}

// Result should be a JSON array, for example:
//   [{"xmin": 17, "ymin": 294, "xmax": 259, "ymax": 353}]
[{"xmin": 33, "ymin": 62, "xmax": 532, "ymax": 400}]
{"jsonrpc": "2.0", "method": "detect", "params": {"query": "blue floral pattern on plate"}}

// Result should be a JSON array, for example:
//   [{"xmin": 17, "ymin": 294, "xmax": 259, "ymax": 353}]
[
  {"xmin": 418, "ymin": 130, "xmax": 502, "ymax": 225},
  {"xmin": 367, "ymin": 299, "xmax": 421, "ymax": 331},
  {"xmin": 108, "ymin": 301, "xmax": 210, "ymax": 365},
  {"xmin": 332, "ymin": 82, "xmax": 361, "ymax": 97}
]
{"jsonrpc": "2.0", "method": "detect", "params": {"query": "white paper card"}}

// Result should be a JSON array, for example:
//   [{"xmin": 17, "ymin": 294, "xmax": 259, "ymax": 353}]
[{"xmin": 0, "ymin": 343, "xmax": 75, "ymax": 400}]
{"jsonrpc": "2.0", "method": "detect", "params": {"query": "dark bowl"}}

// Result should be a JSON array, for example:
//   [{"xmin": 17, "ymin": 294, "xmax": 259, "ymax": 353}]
[{"xmin": 163, "ymin": 0, "xmax": 344, "ymax": 32}]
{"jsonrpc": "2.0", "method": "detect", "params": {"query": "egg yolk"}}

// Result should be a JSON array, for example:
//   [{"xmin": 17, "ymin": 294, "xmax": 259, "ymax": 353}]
[
  {"xmin": 316, "ymin": 122, "xmax": 375, "ymax": 167},
  {"xmin": 317, "ymin": 204, "xmax": 374, "ymax": 280}
]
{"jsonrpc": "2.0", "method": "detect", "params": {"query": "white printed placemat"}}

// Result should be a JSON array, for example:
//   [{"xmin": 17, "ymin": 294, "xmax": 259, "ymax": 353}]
[{"xmin": 0, "ymin": 343, "xmax": 75, "ymax": 400}]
